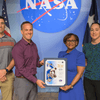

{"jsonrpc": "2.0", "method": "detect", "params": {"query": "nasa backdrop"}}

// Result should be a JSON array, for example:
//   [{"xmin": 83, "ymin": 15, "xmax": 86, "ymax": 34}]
[
  {"xmin": 0, "ymin": 0, "xmax": 91, "ymax": 92},
  {"xmin": 20, "ymin": 0, "xmax": 81, "ymax": 33}
]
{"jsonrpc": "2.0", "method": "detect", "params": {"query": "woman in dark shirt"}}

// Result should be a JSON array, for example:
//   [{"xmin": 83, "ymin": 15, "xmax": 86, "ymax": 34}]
[{"xmin": 83, "ymin": 22, "xmax": 100, "ymax": 100}]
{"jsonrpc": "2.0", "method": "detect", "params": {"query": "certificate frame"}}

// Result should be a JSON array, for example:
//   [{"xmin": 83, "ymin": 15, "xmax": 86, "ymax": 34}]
[{"xmin": 44, "ymin": 58, "xmax": 67, "ymax": 87}]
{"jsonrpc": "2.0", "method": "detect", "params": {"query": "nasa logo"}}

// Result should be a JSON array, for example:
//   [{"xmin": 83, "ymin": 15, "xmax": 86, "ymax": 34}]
[{"xmin": 20, "ymin": 0, "xmax": 81, "ymax": 33}]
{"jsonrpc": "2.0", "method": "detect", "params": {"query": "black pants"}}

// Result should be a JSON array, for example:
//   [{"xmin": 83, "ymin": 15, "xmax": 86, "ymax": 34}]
[{"xmin": 83, "ymin": 77, "xmax": 100, "ymax": 100}]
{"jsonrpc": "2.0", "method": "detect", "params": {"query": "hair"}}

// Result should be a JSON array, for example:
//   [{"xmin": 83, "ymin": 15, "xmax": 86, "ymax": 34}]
[
  {"xmin": 0, "ymin": 16, "xmax": 5, "ymax": 22},
  {"xmin": 90, "ymin": 22, "xmax": 100, "ymax": 28},
  {"xmin": 21, "ymin": 21, "xmax": 33, "ymax": 30},
  {"xmin": 63, "ymin": 33, "xmax": 79, "ymax": 46}
]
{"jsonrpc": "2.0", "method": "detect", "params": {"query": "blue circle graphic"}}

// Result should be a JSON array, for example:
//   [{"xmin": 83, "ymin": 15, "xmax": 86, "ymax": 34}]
[{"xmin": 20, "ymin": 0, "xmax": 81, "ymax": 33}]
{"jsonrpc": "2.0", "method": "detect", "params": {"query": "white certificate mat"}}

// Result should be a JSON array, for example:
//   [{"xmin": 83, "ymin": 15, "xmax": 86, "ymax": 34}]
[{"xmin": 44, "ymin": 58, "xmax": 67, "ymax": 87}]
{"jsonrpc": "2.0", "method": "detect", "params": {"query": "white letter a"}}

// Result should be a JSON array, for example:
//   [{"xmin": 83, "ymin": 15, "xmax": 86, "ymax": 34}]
[{"xmin": 65, "ymin": 0, "xmax": 78, "ymax": 9}]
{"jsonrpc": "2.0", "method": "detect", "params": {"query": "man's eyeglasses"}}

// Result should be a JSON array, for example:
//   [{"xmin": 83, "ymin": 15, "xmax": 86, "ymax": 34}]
[{"xmin": 66, "ymin": 40, "xmax": 76, "ymax": 43}]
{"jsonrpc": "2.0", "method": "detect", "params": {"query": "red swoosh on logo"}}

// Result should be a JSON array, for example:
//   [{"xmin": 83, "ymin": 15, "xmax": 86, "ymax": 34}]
[{"xmin": 17, "ymin": 0, "xmax": 66, "ymax": 24}]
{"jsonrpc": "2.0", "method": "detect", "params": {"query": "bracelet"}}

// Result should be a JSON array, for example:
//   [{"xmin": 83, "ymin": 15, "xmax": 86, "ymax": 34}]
[
  {"xmin": 70, "ymin": 84, "xmax": 73, "ymax": 89},
  {"xmin": 5, "ymin": 68, "xmax": 9, "ymax": 73}
]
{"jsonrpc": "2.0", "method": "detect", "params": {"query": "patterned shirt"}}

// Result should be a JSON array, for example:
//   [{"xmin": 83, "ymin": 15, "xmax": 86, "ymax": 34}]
[
  {"xmin": 83, "ymin": 43, "xmax": 100, "ymax": 80},
  {"xmin": 0, "ymin": 34, "xmax": 16, "ymax": 70}
]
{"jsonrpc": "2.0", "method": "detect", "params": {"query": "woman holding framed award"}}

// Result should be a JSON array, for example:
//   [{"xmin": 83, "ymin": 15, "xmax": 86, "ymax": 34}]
[
  {"xmin": 83, "ymin": 22, "xmax": 100, "ymax": 100},
  {"xmin": 58, "ymin": 33, "xmax": 85, "ymax": 100}
]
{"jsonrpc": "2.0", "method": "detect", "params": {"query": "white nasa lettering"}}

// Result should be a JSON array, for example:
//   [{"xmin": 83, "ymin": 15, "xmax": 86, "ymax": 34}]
[
  {"xmin": 26, "ymin": 0, "xmax": 37, "ymax": 9},
  {"xmin": 25, "ymin": 0, "xmax": 78, "ymax": 10},
  {"xmin": 39, "ymin": 0, "xmax": 51, "ymax": 9},
  {"xmin": 54, "ymin": 0, "xmax": 64, "ymax": 9},
  {"xmin": 65, "ymin": 0, "xmax": 78, "ymax": 9}
]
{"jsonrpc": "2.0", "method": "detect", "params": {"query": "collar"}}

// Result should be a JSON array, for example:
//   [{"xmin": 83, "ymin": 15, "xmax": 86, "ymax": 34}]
[
  {"xmin": 65, "ymin": 48, "xmax": 76, "ymax": 55},
  {"xmin": 0, "ymin": 33, "xmax": 7, "ymax": 38},
  {"xmin": 90, "ymin": 42, "xmax": 100, "ymax": 46},
  {"xmin": 21, "ymin": 38, "xmax": 34, "ymax": 46}
]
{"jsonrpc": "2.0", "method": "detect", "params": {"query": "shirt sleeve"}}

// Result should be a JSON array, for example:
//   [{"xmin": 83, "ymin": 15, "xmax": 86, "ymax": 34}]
[
  {"xmin": 58, "ymin": 51, "xmax": 62, "ymax": 58},
  {"xmin": 36, "ymin": 54, "xmax": 41, "ymax": 67},
  {"xmin": 12, "ymin": 45, "xmax": 37, "ymax": 83},
  {"xmin": 76, "ymin": 52, "xmax": 85, "ymax": 67},
  {"xmin": 35, "ymin": 46, "xmax": 41, "ymax": 67}
]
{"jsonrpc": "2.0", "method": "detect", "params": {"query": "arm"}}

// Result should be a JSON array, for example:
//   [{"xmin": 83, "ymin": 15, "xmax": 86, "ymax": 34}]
[
  {"xmin": 83, "ymin": 45, "xmax": 87, "ymax": 66},
  {"xmin": 34, "ymin": 44, "xmax": 44, "ymax": 67},
  {"xmin": 0, "ymin": 59, "xmax": 15, "ymax": 78},
  {"xmin": 6, "ymin": 59, "xmax": 15, "ymax": 71},
  {"xmin": 36, "ymin": 49, "xmax": 44, "ymax": 67},
  {"xmin": 85, "ymin": 59, "xmax": 87, "ymax": 66},
  {"xmin": 34, "ymin": 59, "xmax": 45, "ymax": 88},
  {"xmin": 39, "ymin": 59, "xmax": 44, "ymax": 66},
  {"xmin": 60, "ymin": 66, "xmax": 85, "ymax": 91},
  {"xmin": 0, "ymin": 76, "xmax": 7, "ymax": 82}
]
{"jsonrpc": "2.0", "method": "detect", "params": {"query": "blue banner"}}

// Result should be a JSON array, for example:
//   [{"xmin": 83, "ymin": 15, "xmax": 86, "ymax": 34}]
[
  {"xmin": 96, "ymin": 0, "xmax": 100, "ymax": 22},
  {"xmin": 0, "ymin": 0, "xmax": 92, "ymax": 92}
]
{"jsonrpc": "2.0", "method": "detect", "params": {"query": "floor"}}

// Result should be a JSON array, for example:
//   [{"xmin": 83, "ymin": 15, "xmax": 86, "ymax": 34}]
[
  {"xmin": 0, "ymin": 92, "xmax": 58, "ymax": 100},
  {"xmin": 35, "ymin": 92, "xmax": 58, "ymax": 100},
  {"xmin": 0, "ymin": 92, "xmax": 86, "ymax": 100}
]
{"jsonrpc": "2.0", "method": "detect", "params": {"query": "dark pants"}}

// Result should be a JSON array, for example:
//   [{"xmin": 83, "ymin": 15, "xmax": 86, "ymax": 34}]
[{"xmin": 83, "ymin": 77, "xmax": 100, "ymax": 100}]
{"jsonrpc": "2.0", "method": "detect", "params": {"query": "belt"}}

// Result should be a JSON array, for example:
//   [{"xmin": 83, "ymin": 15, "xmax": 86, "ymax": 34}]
[
  {"xmin": 16, "ymin": 76, "xmax": 25, "ymax": 78},
  {"xmin": 16, "ymin": 74, "xmax": 36, "ymax": 78}
]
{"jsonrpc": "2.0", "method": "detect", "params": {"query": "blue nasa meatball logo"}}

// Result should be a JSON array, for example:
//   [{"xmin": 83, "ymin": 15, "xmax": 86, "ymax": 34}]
[{"xmin": 20, "ymin": 0, "xmax": 81, "ymax": 33}]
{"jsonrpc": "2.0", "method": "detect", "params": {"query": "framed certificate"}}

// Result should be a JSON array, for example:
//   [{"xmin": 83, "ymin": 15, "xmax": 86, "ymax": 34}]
[{"xmin": 44, "ymin": 58, "xmax": 67, "ymax": 87}]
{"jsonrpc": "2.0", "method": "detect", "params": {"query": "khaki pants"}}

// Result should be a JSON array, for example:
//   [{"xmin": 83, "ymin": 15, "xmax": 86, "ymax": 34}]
[{"xmin": 0, "ymin": 72, "xmax": 15, "ymax": 100}]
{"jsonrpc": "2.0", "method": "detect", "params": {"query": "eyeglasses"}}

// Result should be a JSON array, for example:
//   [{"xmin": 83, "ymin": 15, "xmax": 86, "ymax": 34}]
[{"xmin": 66, "ymin": 40, "xmax": 76, "ymax": 43}]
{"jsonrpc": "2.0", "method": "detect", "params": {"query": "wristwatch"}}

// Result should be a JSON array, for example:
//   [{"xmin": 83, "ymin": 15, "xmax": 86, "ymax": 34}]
[
  {"xmin": 70, "ymin": 84, "xmax": 73, "ymax": 89},
  {"xmin": 5, "ymin": 68, "xmax": 9, "ymax": 73}
]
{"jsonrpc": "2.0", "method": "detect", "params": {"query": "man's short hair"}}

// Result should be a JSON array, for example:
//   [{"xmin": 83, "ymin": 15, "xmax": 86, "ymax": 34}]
[
  {"xmin": 0, "ymin": 16, "xmax": 5, "ymax": 22},
  {"xmin": 21, "ymin": 21, "xmax": 33, "ymax": 30}
]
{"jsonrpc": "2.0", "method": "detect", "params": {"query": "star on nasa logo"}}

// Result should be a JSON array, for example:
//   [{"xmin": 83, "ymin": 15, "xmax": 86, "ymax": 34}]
[{"xmin": 19, "ymin": 0, "xmax": 81, "ymax": 33}]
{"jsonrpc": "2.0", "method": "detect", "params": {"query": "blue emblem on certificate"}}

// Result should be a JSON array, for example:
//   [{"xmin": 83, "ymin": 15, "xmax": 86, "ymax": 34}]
[{"xmin": 44, "ymin": 58, "xmax": 67, "ymax": 87}]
